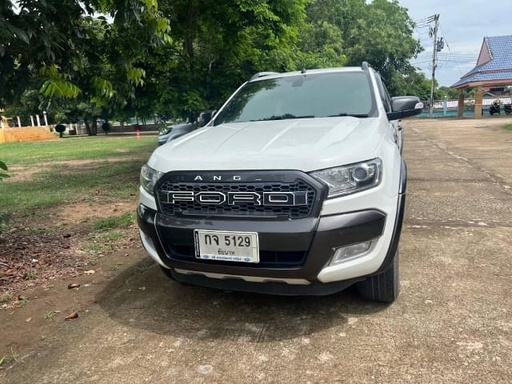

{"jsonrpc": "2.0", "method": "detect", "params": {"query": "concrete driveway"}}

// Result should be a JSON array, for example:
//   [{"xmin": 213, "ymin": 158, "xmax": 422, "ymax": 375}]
[{"xmin": 2, "ymin": 117, "xmax": 512, "ymax": 384}]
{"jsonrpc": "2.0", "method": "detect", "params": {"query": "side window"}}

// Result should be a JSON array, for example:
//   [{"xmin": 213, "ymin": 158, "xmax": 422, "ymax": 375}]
[{"xmin": 375, "ymin": 75, "xmax": 392, "ymax": 112}]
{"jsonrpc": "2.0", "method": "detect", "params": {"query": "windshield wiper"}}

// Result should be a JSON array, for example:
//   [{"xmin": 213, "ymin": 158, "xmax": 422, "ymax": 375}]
[
  {"xmin": 327, "ymin": 113, "xmax": 369, "ymax": 118},
  {"xmin": 254, "ymin": 114, "xmax": 315, "ymax": 121}
]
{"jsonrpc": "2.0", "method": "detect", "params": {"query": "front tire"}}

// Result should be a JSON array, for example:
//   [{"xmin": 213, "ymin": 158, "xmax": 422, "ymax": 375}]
[{"xmin": 356, "ymin": 251, "xmax": 399, "ymax": 303}]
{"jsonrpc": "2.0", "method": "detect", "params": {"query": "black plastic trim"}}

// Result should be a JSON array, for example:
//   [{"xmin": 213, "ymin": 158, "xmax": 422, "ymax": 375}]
[
  {"xmin": 169, "ymin": 269, "xmax": 364, "ymax": 296},
  {"xmin": 138, "ymin": 204, "xmax": 386, "ymax": 281},
  {"xmin": 399, "ymin": 158, "xmax": 407, "ymax": 194},
  {"xmin": 372, "ymin": 160, "xmax": 407, "ymax": 274}
]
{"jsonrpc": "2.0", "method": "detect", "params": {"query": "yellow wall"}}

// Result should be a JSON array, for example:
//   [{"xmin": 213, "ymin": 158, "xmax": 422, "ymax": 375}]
[{"xmin": 0, "ymin": 127, "xmax": 56, "ymax": 143}]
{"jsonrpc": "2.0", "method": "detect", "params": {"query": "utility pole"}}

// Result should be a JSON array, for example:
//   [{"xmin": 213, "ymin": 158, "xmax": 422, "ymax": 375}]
[{"xmin": 429, "ymin": 14, "xmax": 440, "ymax": 118}]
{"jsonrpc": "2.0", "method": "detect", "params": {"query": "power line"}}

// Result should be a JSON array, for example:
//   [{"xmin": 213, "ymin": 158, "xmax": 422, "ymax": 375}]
[
  {"xmin": 437, "ymin": 23, "xmax": 476, "ymax": 78},
  {"xmin": 412, "ymin": 14, "xmax": 477, "ymax": 85}
]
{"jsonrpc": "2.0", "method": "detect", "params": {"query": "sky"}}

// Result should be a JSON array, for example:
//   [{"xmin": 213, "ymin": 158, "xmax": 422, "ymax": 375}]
[{"xmin": 397, "ymin": 0, "xmax": 512, "ymax": 87}]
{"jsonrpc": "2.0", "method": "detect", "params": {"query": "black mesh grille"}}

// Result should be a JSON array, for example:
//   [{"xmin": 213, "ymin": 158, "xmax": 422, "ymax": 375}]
[{"xmin": 157, "ymin": 177, "xmax": 318, "ymax": 219}]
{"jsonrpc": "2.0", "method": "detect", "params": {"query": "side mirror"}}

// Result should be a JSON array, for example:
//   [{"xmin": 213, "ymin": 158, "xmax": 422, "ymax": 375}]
[
  {"xmin": 387, "ymin": 96, "xmax": 423, "ymax": 121},
  {"xmin": 197, "ymin": 110, "xmax": 216, "ymax": 127}
]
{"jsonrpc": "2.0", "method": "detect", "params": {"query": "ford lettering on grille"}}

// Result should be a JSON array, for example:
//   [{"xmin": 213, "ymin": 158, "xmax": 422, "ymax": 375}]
[
  {"xmin": 157, "ymin": 172, "xmax": 320, "ymax": 219},
  {"xmin": 165, "ymin": 191, "xmax": 308, "ymax": 206}
]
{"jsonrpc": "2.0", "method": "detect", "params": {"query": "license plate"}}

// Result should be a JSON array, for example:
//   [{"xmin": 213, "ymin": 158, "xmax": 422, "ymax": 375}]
[{"xmin": 194, "ymin": 230, "xmax": 259, "ymax": 263}]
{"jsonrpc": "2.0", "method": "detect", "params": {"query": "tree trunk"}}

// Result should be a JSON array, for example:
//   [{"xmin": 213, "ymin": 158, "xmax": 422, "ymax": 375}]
[
  {"xmin": 85, "ymin": 120, "xmax": 91, "ymax": 135},
  {"xmin": 91, "ymin": 119, "xmax": 98, "ymax": 135},
  {"xmin": 84, "ymin": 119, "xmax": 98, "ymax": 136},
  {"xmin": 183, "ymin": 5, "xmax": 197, "ymax": 62}
]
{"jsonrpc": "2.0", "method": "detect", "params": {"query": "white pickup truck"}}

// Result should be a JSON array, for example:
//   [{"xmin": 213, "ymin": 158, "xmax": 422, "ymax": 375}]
[{"xmin": 137, "ymin": 63, "xmax": 422, "ymax": 303}]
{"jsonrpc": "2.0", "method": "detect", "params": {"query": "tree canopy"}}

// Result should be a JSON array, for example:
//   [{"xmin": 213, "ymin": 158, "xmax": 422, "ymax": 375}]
[
  {"xmin": 1, "ymin": 0, "xmax": 170, "ymax": 131},
  {"xmin": 1, "ymin": 0, "xmax": 427, "ymax": 130}
]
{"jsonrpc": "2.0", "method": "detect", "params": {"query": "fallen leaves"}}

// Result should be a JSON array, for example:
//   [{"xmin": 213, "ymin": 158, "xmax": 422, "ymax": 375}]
[
  {"xmin": 0, "ymin": 231, "xmax": 84, "ymax": 293},
  {"xmin": 64, "ymin": 312, "xmax": 79, "ymax": 321}
]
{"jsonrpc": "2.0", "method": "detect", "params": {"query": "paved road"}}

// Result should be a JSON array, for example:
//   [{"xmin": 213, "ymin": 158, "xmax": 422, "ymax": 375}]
[{"xmin": 3, "ymin": 117, "xmax": 512, "ymax": 384}]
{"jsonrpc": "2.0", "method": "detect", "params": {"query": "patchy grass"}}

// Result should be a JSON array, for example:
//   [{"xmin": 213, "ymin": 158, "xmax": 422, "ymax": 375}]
[
  {"xmin": 0, "ymin": 346, "xmax": 19, "ymax": 365},
  {"xmin": 19, "ymin": 296, "xmax": 30, "ymax": 307},
  {"xmin": 23, "ymin": 269, "xmax": 37, "ymax": 280},
  {"xmin": 84, "ymin": 213, "xmax": 135, "ymax": 256},
  {"xmin": 0, "ymin": 135, "xmax": 155, "ymax": 165},
  {"xmin": 0, "ymin": 136, "xmax": 152, "ymax": 360},
  {"xmin": 93, "ymin": 213, "xmax": 135, "ymax": 231},
  {"xmin": 135, "ymin": 261, "xmax": 154, "ymax": 274},
  {"xmin": 0, "ymin": 213, "xmax": 9, "ymax": 234},
  {"xmin": 0, "ymin": 135, "xmax": 152, "ymax": 294},
  {"xmin": 504, "ymin": 124, "xmax": 512, "ymax": 131},
  {"xmin": 0, "ymin": 293, "xmax": 13, "ymax": 304},
  {"xmin": 83, "ymin": 230, "xmax": 127, "ymax": 257},
  {"xmin": 43, "ymin": 310, "xmax": 58, "ymax": 321},
  {"xmin": 0, "ymin": 161, "xmax": 142, "ymax": 216},
  {"xmin": 0, "ymin": 136, "xmax": 155, "ymax": 219}
]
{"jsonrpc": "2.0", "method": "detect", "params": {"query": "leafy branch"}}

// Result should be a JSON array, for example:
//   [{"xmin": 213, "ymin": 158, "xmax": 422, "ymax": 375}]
[{"xmin": 0, "ymin": 161, "xmax": 8, "ymax": 180}]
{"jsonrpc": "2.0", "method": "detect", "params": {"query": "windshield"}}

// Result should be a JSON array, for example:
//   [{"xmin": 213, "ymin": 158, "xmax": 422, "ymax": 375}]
[{"xmin": 213, "ymin": 72, "xmax": 376, "ymax": 125}]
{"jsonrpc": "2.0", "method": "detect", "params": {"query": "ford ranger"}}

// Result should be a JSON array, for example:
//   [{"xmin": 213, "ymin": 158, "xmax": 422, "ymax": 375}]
[{"xmin": 137, "ymin": 63, "xmax": 422, "ymax": 302}]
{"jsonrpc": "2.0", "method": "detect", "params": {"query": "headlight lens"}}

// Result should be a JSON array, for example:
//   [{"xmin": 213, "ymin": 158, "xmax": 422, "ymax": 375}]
[
  {"xmin": 310, "ymin": 158, "xmax": 382, "ymax": 198},
  {"xmin": 140, "ymin": 164, "xmax": 164, "ymax": 195}
]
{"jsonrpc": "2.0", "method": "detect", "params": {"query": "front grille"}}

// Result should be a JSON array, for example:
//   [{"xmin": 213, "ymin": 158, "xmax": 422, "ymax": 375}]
[
  {"xmin": 169, "ymin": 245, "xmax": 307, "ymax": 268},
  {"xmin": 157, "ymin": 173, "xmax": 320, "ymax": 220}
]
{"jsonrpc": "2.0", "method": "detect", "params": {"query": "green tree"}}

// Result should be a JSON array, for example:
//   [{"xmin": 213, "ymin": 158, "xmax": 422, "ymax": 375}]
[
  {"xmin": 438, "ymin": 86, "xmax": 460, "ymax": 100},
  {"xmin": 391, "ymin": 70, "xmax": 434, "ymax": 101},
  {"xmin": 295, "ymin": 20, "xmax": 346, "ymax": 69},
  {"xmin": 2, "ymin": 0, "xmax": 428, "ymax": 125},
  {"xmin": 305, "ymin": 0, "xmax": 422, "ymax": 95},
  {"xmin": 131, "ymin": 0, "xmax": 309, "ymax": 120},
  {"xmin": 0, "ymin": 0, "xmax": 170, "ymax": 128}
]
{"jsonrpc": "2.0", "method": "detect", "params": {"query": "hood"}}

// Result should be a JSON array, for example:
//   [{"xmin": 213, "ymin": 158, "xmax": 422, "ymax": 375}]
[{"xmin": 149, "ymin": 117, "xmax": 384, "ymax": 172}]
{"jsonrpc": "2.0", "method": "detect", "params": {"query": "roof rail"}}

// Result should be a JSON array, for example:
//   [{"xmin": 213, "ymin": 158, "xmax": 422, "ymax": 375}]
[
  {"xmin": 250, "ymin": 72, "xmax": 279, "ymax": 81},
  {"xmin": 361, "ymin": 61, "xmax": 370, "ymax": 71}
]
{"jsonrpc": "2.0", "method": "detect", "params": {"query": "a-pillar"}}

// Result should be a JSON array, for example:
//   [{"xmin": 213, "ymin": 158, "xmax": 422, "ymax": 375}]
[
  {"xmin": 474, "ymin": 88, "xmax": 484, "ymax": 119},
  {"xmin": 457, "ymin": 89, "xmax": 465, "ymax": 117}
]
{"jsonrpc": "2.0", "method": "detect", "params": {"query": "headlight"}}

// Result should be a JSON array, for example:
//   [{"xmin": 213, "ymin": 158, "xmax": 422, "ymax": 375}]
[
  {"xmin": 140, "ymin": 164, "xmax": 164, "ymax": 195},
  {"xmin": 310, "ymin": 158, "xmax": 382, "ymax": 198}
]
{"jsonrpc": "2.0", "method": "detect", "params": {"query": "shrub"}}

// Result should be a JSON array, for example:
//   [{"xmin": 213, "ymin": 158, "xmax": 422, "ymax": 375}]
[
  {"xmin": 0, "ymin": 161, "xmax": 7, "ymax": 180},
  {"xmin": 101, "ymin": 121, "xmax": 111, "ymax": 134},
  {"xmin": 55, "ymin": 124, "xmax": 66, "ymax": 138}
]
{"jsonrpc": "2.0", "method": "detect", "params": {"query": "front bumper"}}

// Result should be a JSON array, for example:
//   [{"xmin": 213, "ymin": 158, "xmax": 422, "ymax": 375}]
[{"xmin": 137, "ymin": 191, "xmax": 404, "ymax": 295}]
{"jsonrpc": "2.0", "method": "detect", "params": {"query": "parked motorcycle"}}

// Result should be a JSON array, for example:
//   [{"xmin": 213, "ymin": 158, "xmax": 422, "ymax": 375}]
[
  {"xmin": 489, "ymin": 102, "xmax": 500, "ymax": 115},
  {"xmin": 505, "ymin": 104, "xmax": 512, "ymax": 115}
]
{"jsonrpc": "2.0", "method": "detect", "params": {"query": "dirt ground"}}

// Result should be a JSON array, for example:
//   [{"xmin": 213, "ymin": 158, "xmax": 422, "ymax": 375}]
[
  {"xmin": 0, "ymin": 192, "xmax": 140, "ymax": 362},
  {"xmin": 1, "ymin": 116, "xmax": 512, "ymax": 383}
]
